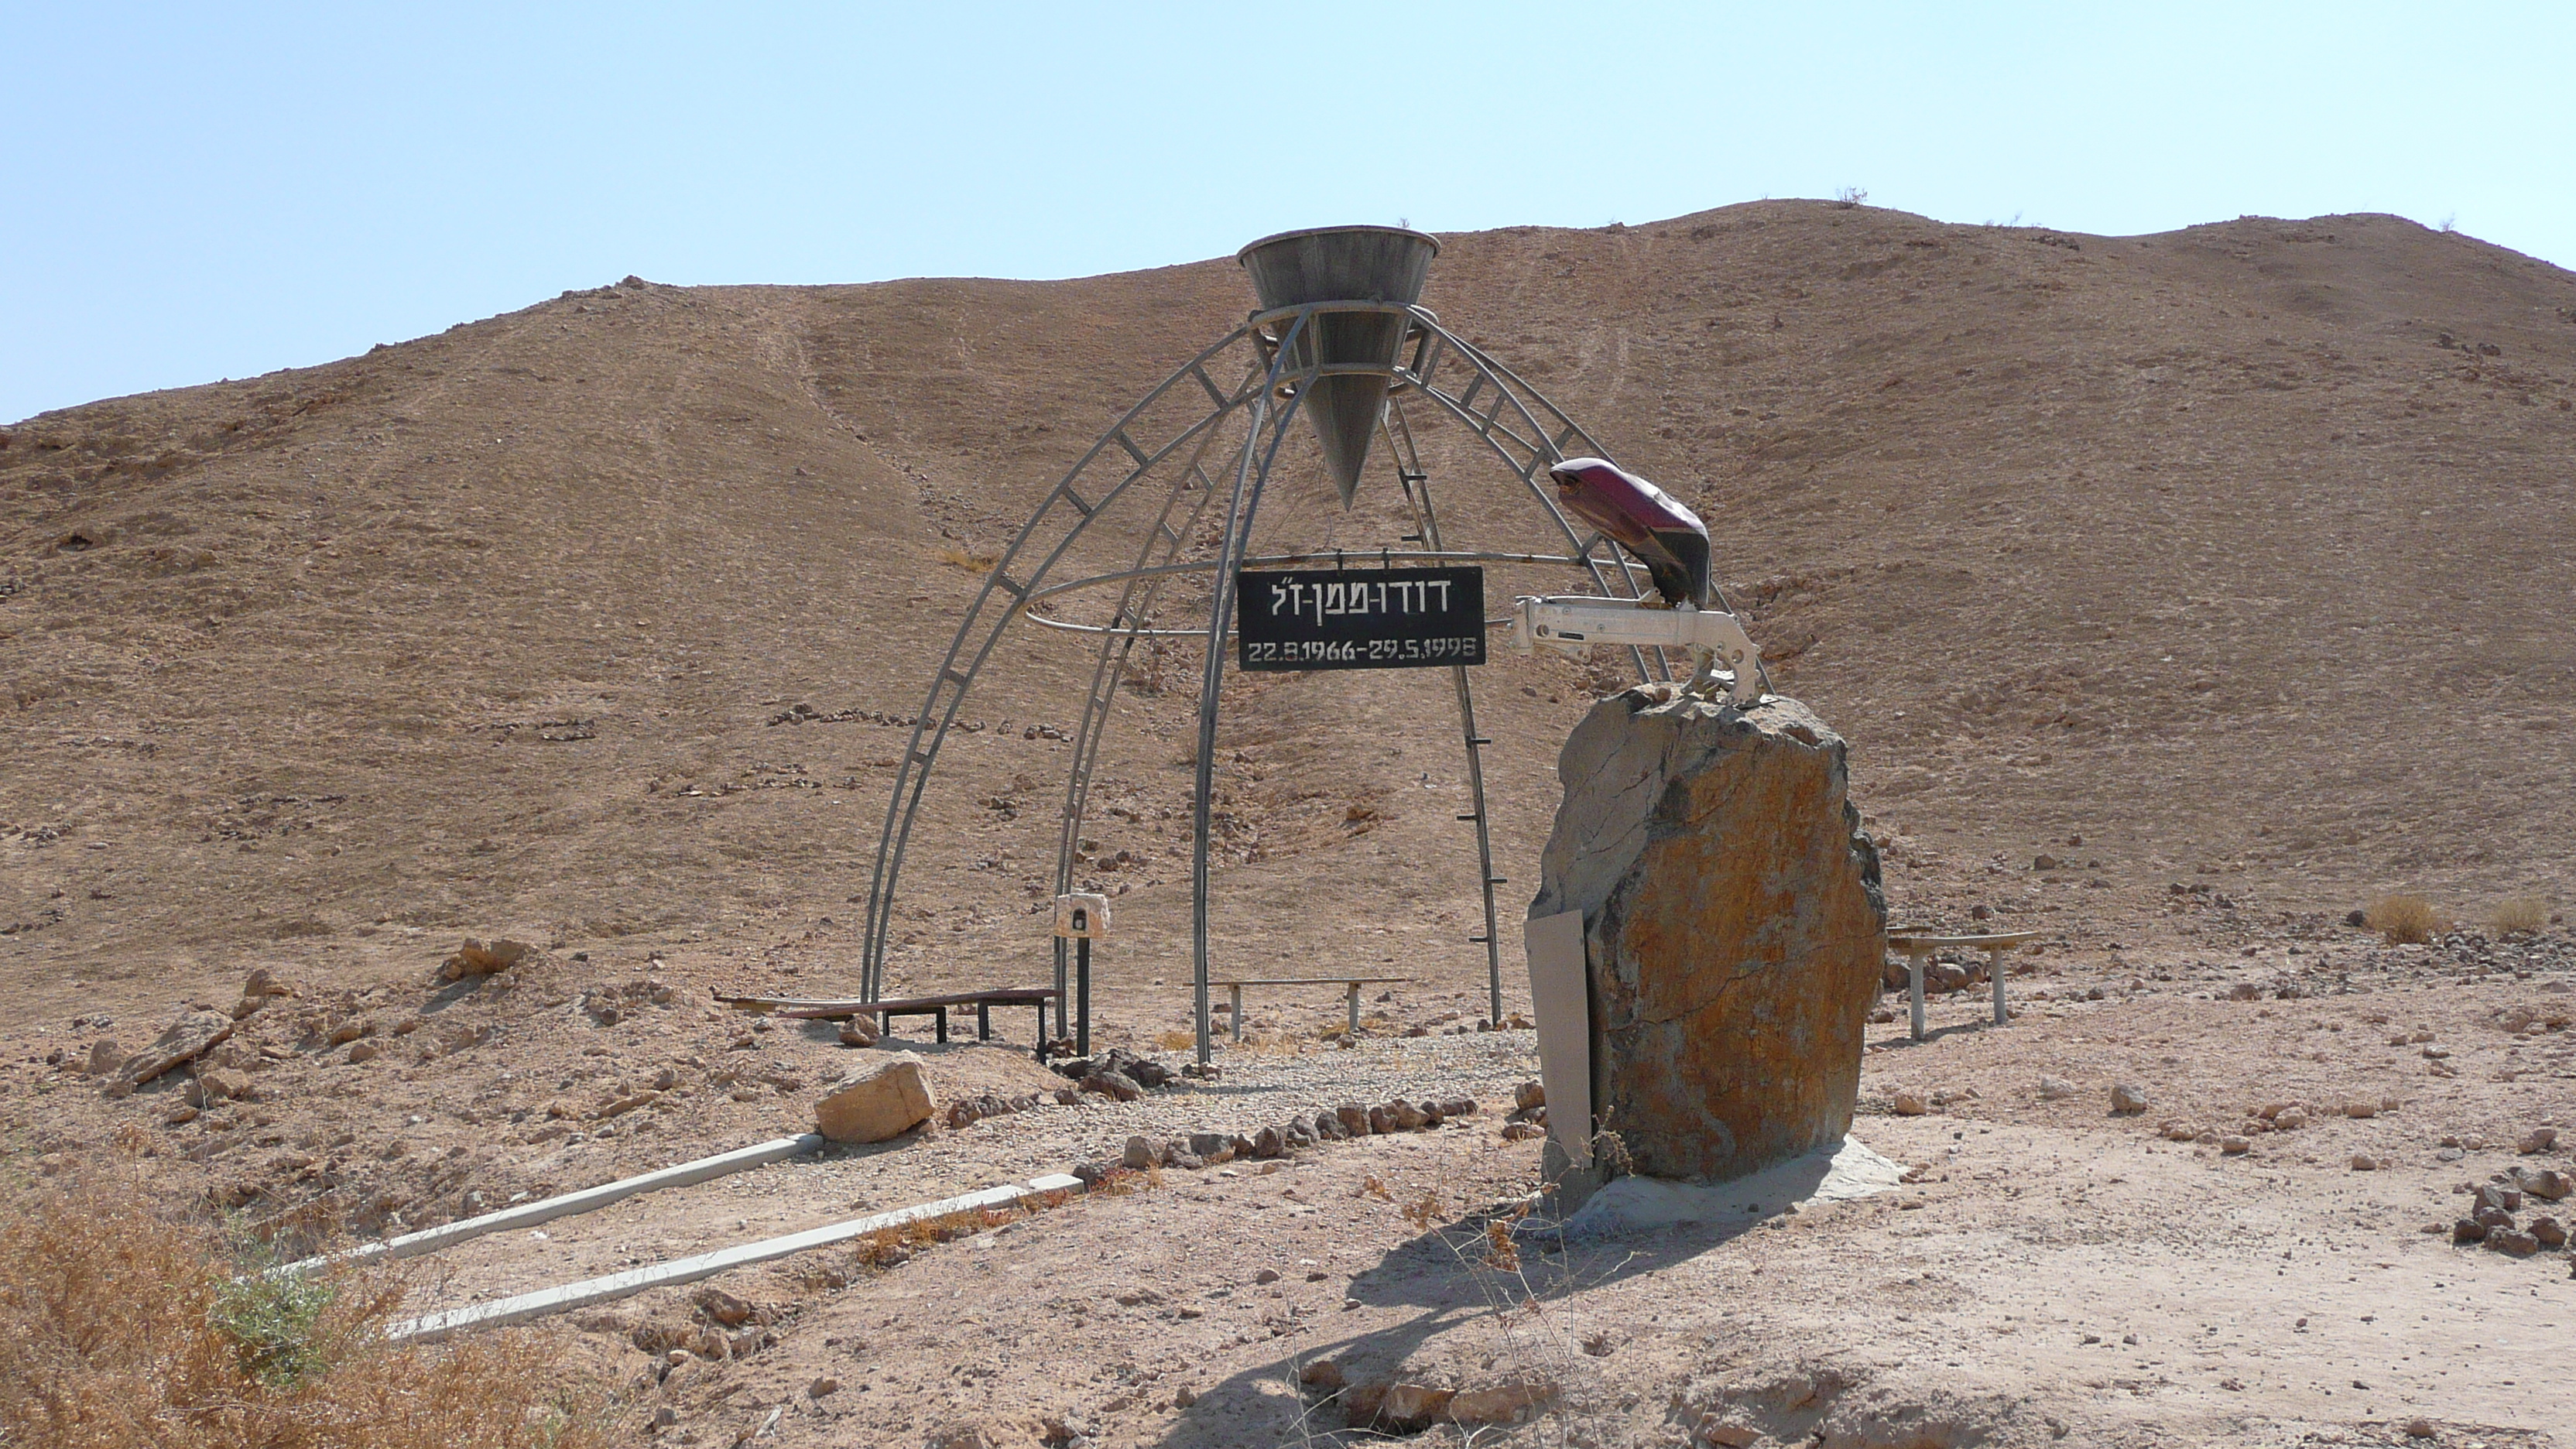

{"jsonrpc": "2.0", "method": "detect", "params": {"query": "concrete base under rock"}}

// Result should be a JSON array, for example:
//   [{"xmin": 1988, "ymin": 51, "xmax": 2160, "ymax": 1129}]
[{"xmin": 1538, "ymin": 1136, "xmax": 1902, "ymax": 1240}]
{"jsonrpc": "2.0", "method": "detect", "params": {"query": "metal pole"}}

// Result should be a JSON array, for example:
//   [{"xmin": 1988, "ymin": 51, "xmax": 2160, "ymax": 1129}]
[
  {"xmin": 1908, "ymin": 950, "xmax": 1928, "ymax": 1043},
  {"xmin": 1988, "ymin": 947, "xmax": 2009, "ymax": 1026},
  {"xmin": 1053, "ymin": 937, "xmax": 1067, "ymax": 1040},
  {"xmin": 1076, "ymin": 937, "xmax": 1091, "ymax": 1057},
  {"xmin": 1187, "ymin": 318, "xmax": 1308, "ymax": 1067}
]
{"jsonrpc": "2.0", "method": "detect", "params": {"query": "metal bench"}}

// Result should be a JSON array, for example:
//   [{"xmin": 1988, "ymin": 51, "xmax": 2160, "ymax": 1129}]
[
  {"xmin": 1205, "ymin": 976, "xmax": 1415, "ymax": 1040},
  {"xmin": 711, "ymin": 987, "xmax": 1062, "ymax": 1057},
  {"xmin": 1884, "ymin": 930, "xmax": 2042, "ymax": 1042}
]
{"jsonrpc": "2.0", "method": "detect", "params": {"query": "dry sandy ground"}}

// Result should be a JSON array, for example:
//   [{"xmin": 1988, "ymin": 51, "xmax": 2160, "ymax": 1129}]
[
  {"xmin": 5, "ymin": 200, "xmax": 2576, "ymax": 1444},
  {"xmin": 8, "ymin": 925, "xmax": 2569, "ymax": 1446}
]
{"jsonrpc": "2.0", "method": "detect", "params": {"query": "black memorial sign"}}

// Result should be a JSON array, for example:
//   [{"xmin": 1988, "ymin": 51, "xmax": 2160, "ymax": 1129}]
[{"xmin": 1236, "ymin": 566, "xmax": 1485, "ymax": 671}]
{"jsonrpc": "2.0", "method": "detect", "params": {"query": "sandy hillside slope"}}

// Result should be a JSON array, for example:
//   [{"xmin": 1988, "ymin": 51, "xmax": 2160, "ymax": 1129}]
[{"xmin": 2, "ymin": 201, "xmax": 2573, "ymax": 1017}]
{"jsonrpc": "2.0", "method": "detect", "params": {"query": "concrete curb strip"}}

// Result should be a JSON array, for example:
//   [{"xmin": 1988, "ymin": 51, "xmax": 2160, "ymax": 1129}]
[
  {"xmin": 279, "ymin": 1134, "xmax": 825, "ymax": 1275},
  {"xmin": 388, "ymin": 1172, "xmax": 1086, "ymax": 1341}
]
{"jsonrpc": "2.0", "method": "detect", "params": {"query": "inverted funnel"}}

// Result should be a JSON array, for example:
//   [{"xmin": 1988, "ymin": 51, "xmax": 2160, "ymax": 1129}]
[{"xmin": 1238, "ymin": 225, "xmax": 1438, "ymax": 505}]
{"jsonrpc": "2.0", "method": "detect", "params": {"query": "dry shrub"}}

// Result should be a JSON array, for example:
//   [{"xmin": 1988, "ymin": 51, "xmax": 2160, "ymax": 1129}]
[
  {"xmin": 1153, "ymin": 1029, "xmax": 1195, "ymax": 1052},
  {"xmin": 2364, "ymin": 894, "xmax": 2444, "ymax": 945},
  {"xmin": 932, "ymin": 543, "xmax": 997, "ymax": 574},
  {"xmin": 0, "ymin": 1177, "xmax": 608, "ymax": 1449},
  {"xmin": 2491, "ymin": 896, "xmax": 2551, "ymax": 936}
]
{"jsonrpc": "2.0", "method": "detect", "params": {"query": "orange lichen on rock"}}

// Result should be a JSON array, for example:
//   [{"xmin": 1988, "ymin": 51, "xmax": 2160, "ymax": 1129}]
[{"xmin": 1533, "ymin": 687, "xmax": 1885, "ymax": 1183}]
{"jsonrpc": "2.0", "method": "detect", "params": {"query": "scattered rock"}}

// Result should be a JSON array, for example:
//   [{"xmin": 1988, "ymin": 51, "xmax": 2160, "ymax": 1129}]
[
  {"xmin": 2274, "ymin": 1107, "xmax": 2311, "ymax": 1130},
  {"xmin": 2454, "ymin": 1217, "xmax": 2488, "ymax": 1244},
  {"xmin": 808, "ymin": 1375, "xmax": 840, "ymax": 1399},
  {"xmin": 1695, "ymin": 1417, "xmax": 1762, "ymax": 1449},
  {"xmin": 1078, "ymin": 1070, "xmax": 1144, "ymax": 1103},
  {"xmin": 1336, "ymin": 1105, "xmax": 1372, "ymax": 1137},
  {"xmin": 1449, "ymin": 1380, "xmax": 1558, "ymax": 1427},
  {"xmin": 814, "ymin": 1052, "xmax": 935, "ymax": 1144},
  {"xmin": 923, "ymin": 1421, "xmax": 993, "ymax": 1449},
  {"xmin": 1251, "ymin": 1125, "xmax": 1286, "ymax": 1158},
  {"xmin": 2531, "ymin": 1215, "xmax": 2567, "ymax": 1249},
  {"xmin": 597, "ymin": 1090, "xmax": 661, "ymax": 1121},
  {"xmin": 115, "ymin": 1011, "xmax": 235, "ymax": 1090},
  {"xmin": 2349, "ymin": 1154, "xmax": 2383, "ymax": 1172},
  {"xmin": 1365, "ymin": 1382, "xmax": 1456, "ymax": 1434},
  {"xmin": 2037, "ymin": 1076, "xmax": 2077, "ymax": 1101},
  {"xmin": 2344, "ymin": 1100, "xmax": 2378, "ymax": 1119},
  {"xmin": 1888, "ymin": 1091, "xmax": 1929, "ymax": 1116},
  {"xmin": 442, "ymin": 937, "xmax": 532, "ymax": 981},
  {"xmin": 2520, "ymin": 1168, "xmax": 2572, "ymax": 1202},
  {"xmin": 2111, "ymin": 1083, "xmax": 2149, "ymax": 1114},
  {"xmin": 1513, "ymin": 1081, "xmax": 1546, "ymax": 1112},
  {"xmin": 347, "ymin": 1040, "xmax": 380, "ymax": 1064},
  {"xmin": 692, "ymin": 1287, "xmax": 755, "ymax": 1327},
  {"xmin": 2519, "ymin": 1127, "xmax": 2561, "ymax": 1154},
  {"xmin": 2489, "ymin": 1229, "xmax": 2542, "ymax": 1258},
  {"xmin": 84, "ymin": 1040, "xmax": 126, "ymax": 1076},
  {"xmin": 1252, "ymin": 1268, "xmax": 1281, "ymax": 1285},
  {"xmin": 838, "ymin": 1019, "xmax": 879, "ymax": 1048},
  {"xmin": 2221, "ymin": 1137, "xmax": 2251, "ymax": 1155},
  {"xmin": 1122, "ymin": 1136, "xmax": 1161, "ymax": 1170},
  {"xmin": 2404, "ymin": 1420, "xmax": 2436, "ymax": 1440}
]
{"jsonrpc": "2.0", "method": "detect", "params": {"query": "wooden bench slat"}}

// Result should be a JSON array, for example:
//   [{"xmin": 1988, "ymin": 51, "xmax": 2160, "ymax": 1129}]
[
  {"xmin": 714, "ymin": 988, "xmax": 1060, "ymax": 1013},
  {"xmin": 1885, "ymin": 931, "xmax": 2043, "ymax": 949},
  {"xmin": 1206, "ymin": 977, "xmax": 1415, "ymax": 987}
]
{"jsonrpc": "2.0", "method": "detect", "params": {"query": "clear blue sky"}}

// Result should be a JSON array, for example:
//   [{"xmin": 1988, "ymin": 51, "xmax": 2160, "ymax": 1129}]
[{"xmin": 8, "ymin": 2, "xmax": 2571, "ymax": 424}]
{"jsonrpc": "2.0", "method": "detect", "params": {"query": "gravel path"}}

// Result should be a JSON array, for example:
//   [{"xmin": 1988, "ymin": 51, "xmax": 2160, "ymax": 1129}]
[
  {"xmin": 862, "ymin": 1029, "xmax": 1543, "ymax": 1194},
  {"xmin": 402, "ymin": 1029, "xmax": 1544, "ymax": 1310}
]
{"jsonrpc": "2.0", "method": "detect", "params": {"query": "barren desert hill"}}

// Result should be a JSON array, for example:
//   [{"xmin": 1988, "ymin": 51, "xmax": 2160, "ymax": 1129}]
[{"xmin": 3, "ymin": 200, "xmax": 2574, "ymax": 1023}]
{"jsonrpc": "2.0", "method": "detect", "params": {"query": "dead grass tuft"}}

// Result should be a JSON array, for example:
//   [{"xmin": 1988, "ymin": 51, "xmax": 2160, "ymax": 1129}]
[
  {"xmin": 932, "ymin": 543, "xmax": 998, "ymax": 574},
  {"xmin": 2365, "ymin": 894, "xmax": 2444, "ymax": 944},
  {"xmin": 2490, "ymin": 896, "xmax": 2551, "ymax": 936},
  {"xmin": 1153, "ymin": 1028, "xmax": 1196, "ymax": 1052},
  {"xmin": 0, "ymin": 1176, "xmax": 609, "ymax": 1449}
]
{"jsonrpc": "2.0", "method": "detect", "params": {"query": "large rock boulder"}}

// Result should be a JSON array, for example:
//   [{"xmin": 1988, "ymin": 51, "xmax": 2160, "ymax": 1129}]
[
  {"xmin": 814, "ymin": 1051, "xmax": 935, "ymax": 1143},
  {"xmin": 1530, "ymin": 687, "xmax": 1884, "ymax": 1184}
]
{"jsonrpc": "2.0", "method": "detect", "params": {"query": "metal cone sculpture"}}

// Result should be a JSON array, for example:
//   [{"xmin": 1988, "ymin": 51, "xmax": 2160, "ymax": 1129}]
[{"xmin": 1236, "ymin": 225, "xmax": 1439, "ymax": 505}]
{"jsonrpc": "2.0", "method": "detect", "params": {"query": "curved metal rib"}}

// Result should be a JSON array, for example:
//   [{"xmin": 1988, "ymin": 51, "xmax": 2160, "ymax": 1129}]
[
  {"xmin": 1045, "ymin": 413, "xmax": 1239, "ymax": 1032},
  {"xmin": 860, "ymin": 326, "xmax": 1264, "ymax": 995},
  {"xmin": 1380, "ymin": 399, "xmax": 1506, "ymax": 1026}
]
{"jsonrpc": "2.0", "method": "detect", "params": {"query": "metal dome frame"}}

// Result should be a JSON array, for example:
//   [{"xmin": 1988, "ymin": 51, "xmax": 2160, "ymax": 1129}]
[{"xmin": 856, "ymin": 299, "xmax": 1674, "ymax": 1063}]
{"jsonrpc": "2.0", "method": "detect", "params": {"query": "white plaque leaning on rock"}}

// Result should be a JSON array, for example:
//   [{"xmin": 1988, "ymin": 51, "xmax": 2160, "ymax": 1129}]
[{"xmin": 1523, "ymin": 909, "xmax": 1593, "ymax": 1171}]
